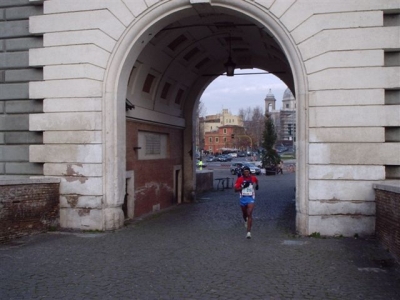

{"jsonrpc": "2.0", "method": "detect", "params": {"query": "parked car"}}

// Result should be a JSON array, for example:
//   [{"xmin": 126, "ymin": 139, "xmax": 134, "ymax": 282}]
[
  {"xmin": 230, "ymin": 162, "xmax": 261, "ymax": 175},
  {"xmin": 206, "ymin": 156, "xmax": 218, "ymax": 162},
  {"xmin": 217, "ymin": 155, "xmax": 232, "ymax": 162},
  {"xmin": 237, "ymin": 151, "xmax": 246, "ymax": 157},
  {"xmin": 276, "ymin": 146, "xmax": 288, "ymax": 153}
]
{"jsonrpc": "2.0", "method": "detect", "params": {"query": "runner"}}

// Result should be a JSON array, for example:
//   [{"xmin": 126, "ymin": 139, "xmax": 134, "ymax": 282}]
[{"xmin": 234, "ymin": 166, "xmax": 259, "ymax": 239}]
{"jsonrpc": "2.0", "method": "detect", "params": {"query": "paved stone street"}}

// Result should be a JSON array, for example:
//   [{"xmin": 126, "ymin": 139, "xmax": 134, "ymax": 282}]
[{"xmin": 1, "ymin": 170, "xmax": 399, "ymax": 299}]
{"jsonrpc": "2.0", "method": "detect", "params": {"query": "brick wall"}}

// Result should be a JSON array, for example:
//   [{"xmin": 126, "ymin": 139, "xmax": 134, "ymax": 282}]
[
  {"xmin": 126, "ymin": 120, "xmax": 183, "ymax": 217},
  {"xmin": 0, "ymin": 178, "xmax": 60, "ymax": 242},
  {"xmin": 374, "ymin": 183, "xmax": 400, "ymax": 263}
]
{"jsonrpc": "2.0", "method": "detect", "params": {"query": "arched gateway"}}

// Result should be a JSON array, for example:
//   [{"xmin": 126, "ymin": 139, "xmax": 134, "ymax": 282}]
[{"xmin": 2, "ymin": 0, "xmax": 398, "ymax": 236}]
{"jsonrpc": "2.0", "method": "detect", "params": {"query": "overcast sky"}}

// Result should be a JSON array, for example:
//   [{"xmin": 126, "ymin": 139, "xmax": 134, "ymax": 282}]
[{"xmin": 199, "ymin": 69, "xmax": 288, "ymax": 116}]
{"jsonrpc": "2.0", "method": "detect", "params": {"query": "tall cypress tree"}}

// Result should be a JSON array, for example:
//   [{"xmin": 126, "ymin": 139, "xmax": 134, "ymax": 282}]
[{"xmin": 261, "ymin": 113, "xmax": 280, "ymax": 168}]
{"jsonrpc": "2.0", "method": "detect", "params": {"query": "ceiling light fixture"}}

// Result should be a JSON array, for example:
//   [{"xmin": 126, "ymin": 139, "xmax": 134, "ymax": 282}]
[{"xmin": 224, "ymin": 34, "xmax": 236, "ymax": 76}]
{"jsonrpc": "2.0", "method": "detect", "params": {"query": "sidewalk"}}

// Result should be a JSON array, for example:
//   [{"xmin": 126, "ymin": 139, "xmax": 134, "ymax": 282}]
[{"xmin": 1, "ymin": 171, "xmax": 399, "ymax": 299}]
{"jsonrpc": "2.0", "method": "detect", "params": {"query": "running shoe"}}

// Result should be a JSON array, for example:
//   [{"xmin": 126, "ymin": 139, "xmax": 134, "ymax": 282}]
[
  {"xmin": 244, "ymin": 219, "xmax": 247, "ymax": 228},
  {"xmin": 246, "ymin": 232, "xmax": 251, "ymax": 239}
]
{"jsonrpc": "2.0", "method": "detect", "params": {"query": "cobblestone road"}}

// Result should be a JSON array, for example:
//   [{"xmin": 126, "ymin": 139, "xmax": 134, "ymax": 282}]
[{"xmin": 1, "ymin": 170, "xmax": 399, "ymax": 299}]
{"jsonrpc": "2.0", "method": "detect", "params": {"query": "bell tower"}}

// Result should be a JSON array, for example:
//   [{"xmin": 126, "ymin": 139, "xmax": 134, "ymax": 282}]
[{"xmin": 264, "ymin": 89, "xmax": 276, "ymax": 114}]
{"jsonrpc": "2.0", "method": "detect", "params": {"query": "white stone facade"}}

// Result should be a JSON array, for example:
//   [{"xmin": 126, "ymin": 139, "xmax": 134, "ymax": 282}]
[{"xmin": 1, "ymin": 0, "xmax": 397, "ymax": 235}]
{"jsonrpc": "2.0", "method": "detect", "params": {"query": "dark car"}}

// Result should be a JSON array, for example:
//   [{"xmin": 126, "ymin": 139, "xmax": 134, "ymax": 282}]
[
  {"xmin": 217, "ymin": 155, "xmax": 232, "ymax": 162},
  {"xmin": 230, "ymin": 162, "xmax": 261, "ymax": 175},
  {"xmin": 230, "ymin": 162, "xmax": 244, "ymax": 175},
  {"xmin": 206, "ymin": 156, "xmax": 218, "ymax": 162}
]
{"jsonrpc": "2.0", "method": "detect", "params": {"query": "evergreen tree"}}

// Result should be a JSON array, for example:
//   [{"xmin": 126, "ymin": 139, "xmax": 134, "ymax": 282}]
[{"xmin": 261, "ymin": 113, "xmax": 280, "ymax": 168}]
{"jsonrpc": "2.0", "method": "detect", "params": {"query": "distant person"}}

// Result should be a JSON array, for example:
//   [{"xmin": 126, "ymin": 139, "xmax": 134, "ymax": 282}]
[
  {"xmin": 277, "ymin": 160, "xmax": 283, "ymax": 175},
  {"xmin": 198, "ymin": 159, "xmax": 203, "ymax": 170},
  {"xmin": 234, "ymin": 166, "xmax": 259, "ymax": 239}
]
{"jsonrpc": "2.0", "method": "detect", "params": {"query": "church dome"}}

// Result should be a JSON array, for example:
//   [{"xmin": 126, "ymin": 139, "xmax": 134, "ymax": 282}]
[{"xmin": 282, "ymin": 88, "xmax": 294, "ymax": 101}]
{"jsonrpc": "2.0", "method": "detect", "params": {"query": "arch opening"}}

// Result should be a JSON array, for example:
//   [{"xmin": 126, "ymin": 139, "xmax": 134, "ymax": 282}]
[{"xmin": 103, "ymin": 1, "xmax": 307, "ymax": 234}]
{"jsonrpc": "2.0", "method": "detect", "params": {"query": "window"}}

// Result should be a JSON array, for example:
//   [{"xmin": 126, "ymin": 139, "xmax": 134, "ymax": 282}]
[
  {"xmin": 209, "ymin": 137, "xmax": 213, "ymax": 143},
  {"xmin": 215, "ymin": 137, "xmax": 219, "ymax": 143},
  {"xmin": 175, "ymin": 88, "xmax": 184, "ymax": 105},
  {"xmin": 138, "ymin": 132, "xmax": 168, "ymax": 160},
  {"xmin": 160, "ymin": 82, "xmax": 171, "ymax": 99},
  {"xmin": 223, "ymin": 129, "xmax": 227, "ymax": 134},
  {"xmin": 224, "ymin": 137, "xmax": 227, "ymax": 142},
  {"xmin": 142, "ymin": 74, "xmax": 156, "ymax": 93},
  {"xmin": 168, "ymin": 34, "xmax": 187, "ymax": 51}
]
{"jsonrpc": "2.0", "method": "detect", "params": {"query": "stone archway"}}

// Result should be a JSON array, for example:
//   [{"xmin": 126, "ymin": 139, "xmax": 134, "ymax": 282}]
[{"xmin": 102, "ymin": 1, "xmax": 308, "ymax": 232}]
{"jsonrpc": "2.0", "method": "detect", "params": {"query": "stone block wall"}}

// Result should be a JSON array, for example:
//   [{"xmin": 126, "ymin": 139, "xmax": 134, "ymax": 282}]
[
  {"xmin": 196, "ymin": 170, "xmax": 214, "ymax": 194},
  {"xmin": 0, "ymin": 0, "xmax": 44, "ymax": 176},
  {"xmin": 0, "ymin": 178, "xmax": 60, "ymax": 242},
  {"xmin": 374, "ymin": 184, "xmax": 400, "ymax": 263}
]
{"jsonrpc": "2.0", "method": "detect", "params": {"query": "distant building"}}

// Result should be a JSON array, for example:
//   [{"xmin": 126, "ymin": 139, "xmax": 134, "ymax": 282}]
[
  {"xmin": 204, "ymin": 125, "xmax": 244, "ymax": 154},
  {"xmin": 280, "ymin": 88, "xmax": 296, "ymax": 143},
  {"xmin": 264, "ymin": 88, "xmax": 296, "ymax": 145},
  {"xmin": 203, "ymin": 109, "xmax": 243, "ymax": 132}
]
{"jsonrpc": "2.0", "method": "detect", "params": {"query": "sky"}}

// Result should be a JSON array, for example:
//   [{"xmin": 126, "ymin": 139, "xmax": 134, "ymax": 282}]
[{"xmin": 199, "ymin": 69, "xmax": 288, "ymax": 116}]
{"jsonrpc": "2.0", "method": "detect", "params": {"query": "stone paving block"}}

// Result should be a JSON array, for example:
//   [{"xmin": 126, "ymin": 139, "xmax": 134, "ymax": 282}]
[
  {"xmin": 309, "ymin": 143, "xmax": 400, "ymax": 165},
  {"xmin": 309, "ymin": 127, "xmax": 384, "ymax": 143},
  {"xmin": 299, "ymin": 27, "xmax": 400, "ymax": 61},
  {"xmin": 309, "ymin": 66, "xmax": 400, "ymax": 90},
  {"xmin": 44, "ymin": 64, "xmax": 103, "ymax": 81},
  {"xmin": 5, "ymin": 37, "xmax": 43, "ymax": 51},
  {"xmin": 60, "ymin": 195, "xmax": 102, "ymax": 209},
  {"xmin": 0, "ymin": 132, "xmax": 4, "ymax": 144},
  {"xmin": 0, "ymin": 145, "xmax": 29, "ymax": 161},
  {"xmin": 310, "ymin": 105, "xmax": 400, "ymax": 127},
  {"xmin": 0, "ymin": 0, "xmax": 29, "ymax": 8},
  {"xmin": 5, "ymin": 68, "xmax": 42, "ymax": 82},
  {"xmin": 29, "ymin": 79, "xmax": 102, "ymax": 98},
  {"xmin": 5, "ymin": 100, "xmax": 42, "ymax": 114},
  {"xmin": 43, "ymin": 97, "xmax": 101, "ymax": 112},
  {"xmin": 0, "ymin": 52, "xmax": 29, "ymax": 68},
  {"xmin": 30, "ymin": 144, "xmax": 102, "ymax": 163},
  {"xmin": 30, "ymin": 10, "xmax": 125, "ymax": 40},
  {"xmin": 0, "ymin": 20, "xmax": 29, "ymax": 38},
  {"xmin": 44, "ymin": 30, "xmax": 115, "ymax": 52},
  {"xmin": 0, "ymin": 9, "xmax": 4, "ymax": 20},
  {"xmin": 5, "ymin": 5, "xmax": 42, "ymax": 20},
  {"xmin": 123, "ymin": 0, "xmax": 151, "ymax": 17},
  {"xmin": 292, "ymin": 11, "xmax": 382, "ymax": 44},
  {"xmin": 0, "ymin": 114, "xmax": 29, "ymax": 130},
  {"xmin": 44, "ymin": 163, "xmax": 102, "ymax": 177},
  {"xmin": 30, "ymin": 112, "xmax": 101, "ymax": 131},
  {"xmin": 5, "ymin": 162, "xmax": 43, "ymax": 174},
  {"xmin": 309, "ymin": 89, "xmax": 384, "ymax": 107},
  {"xmin": 45, "ymin": 0, "xmax": 134, "ymax": 26},
  {"xmin": 30, "ymin": 45, "xmax": 109, "ymax": 68},
  {"xmin": 0, "ymin": 162, "xmax": 4, "ymax": 174},
  {"xmin": 5, "ymin": 131, "xmax": 42, "ymax": 144},
  {"xmin": 44, "ymin": 131, "xmax": 101, "ymax": 144}
]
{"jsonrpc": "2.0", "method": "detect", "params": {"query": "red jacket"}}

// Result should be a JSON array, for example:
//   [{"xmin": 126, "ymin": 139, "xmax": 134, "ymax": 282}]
[{"xmin": 234, "ymin": 175, "xmax": 259, "ymax": 193}]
